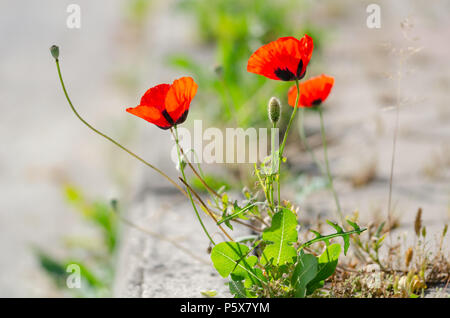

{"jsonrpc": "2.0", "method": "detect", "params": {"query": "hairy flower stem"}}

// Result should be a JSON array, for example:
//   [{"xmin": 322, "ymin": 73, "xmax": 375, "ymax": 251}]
[
  {"xmin": 271, "ymin": 122, "xmax": 277, "ymax": 206},
  {"xmin": 178, "ymin": 177, "xmax": 234, "ymax": 241},
  {"xmin": 318, "ymin": 107, "xmax": 344, "ymax": 226},
  {"xmin": 277, "ymin": 79, "xmax": 300, "ymax": 208},
  {"xmin": 170, "ymin": 128, "xmax": 233, "ymax": 241},
  {"xmin": 53, "ymin": 57, "xmax": 188, "ymax": 198},
  {"xmin": 173, "ymin": 126, "xmax": 216, "ymax": 245},
  {"xmin": 176, "ymin": 142, "xmax": 221, "ymax": 199}
]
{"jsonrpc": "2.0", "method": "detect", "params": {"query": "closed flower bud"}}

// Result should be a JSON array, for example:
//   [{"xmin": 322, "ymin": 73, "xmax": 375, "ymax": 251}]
[
  {"xmin": 268, "ymin": 97, "xmax": 281, "ymax": 124},
  {"xmin": 50, "ymin": 45, "xmax": 59, "ymax": 60}
]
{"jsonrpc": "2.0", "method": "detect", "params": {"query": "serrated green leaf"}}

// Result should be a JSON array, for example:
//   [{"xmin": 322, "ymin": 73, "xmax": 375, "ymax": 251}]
[
  {"xmin": 229, "ymin": 280, "xmax": 246, "ymax": 298},
  {"xmin": 343, "ymin": 235, "xmax": 350, "ymax": 255},
  {"xmin": 228, "ymin": 279, "xmax": 256, "ymax": 298},
  {"xmin": 326, "ymin": 221, "xmax": 349, "ymax": 255},
  {"xmin": 346, "ymin": 219, "xmax": 361, "ymax": 231},
  {"xmin": 300, "ymin": 222, "xmax": 366, "ymax": 255},
  {"xmin": 326, "ymin": 220, "xmax": 343, "ymax": 233},
  {"xmin": 291, "ymin": 253, "xmax": 318, "ymax": 298},
  {"xmin": 261, "ymin": 208, "xmax": 298, "ymax": 266}
]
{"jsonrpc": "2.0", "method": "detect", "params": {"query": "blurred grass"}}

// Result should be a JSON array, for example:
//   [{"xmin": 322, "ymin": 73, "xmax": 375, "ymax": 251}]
[{"xmin": 34, "ymin": 185, "xmax": 119, "ymax": 297}]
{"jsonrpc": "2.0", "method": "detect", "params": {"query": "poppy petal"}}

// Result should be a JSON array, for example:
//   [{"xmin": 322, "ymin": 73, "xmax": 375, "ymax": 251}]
[
  {"xmin": 140, "ymin": 83, "xmax": 171, "ymax": 111},
  {"xmin": 126, "ymin": 105, "xmax": 172, "ymax": 129},
  {"xmin": 287, "ymin": 74, "xmax": 334, "ymax": 108},
  {"xmin": 165, "ymin": 76, "xmax": 198, "ymax": 123},
  {"xmin": 247, "ymin": 35, "xmax": 314, "ymax": 81},
  {"xmin": 296, "ymin": 34, "xmax": 314, "ymax": 78},
  {"xmin": 287, "ymin": 85, "xmax": 298, "ymax": 107}
]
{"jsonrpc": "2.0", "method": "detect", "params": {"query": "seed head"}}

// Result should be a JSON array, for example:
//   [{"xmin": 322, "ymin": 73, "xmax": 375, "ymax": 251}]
[
  {"xmin": 405, "ymin": 247, "xmax": 413, "ymax": 267},
  {"xmin": 268, "ymin": 97, "xmax": 281, "ymax": 124},
  {"xmin": 414, "ymin": 207, "xmax": 422, "ymax": 237}
]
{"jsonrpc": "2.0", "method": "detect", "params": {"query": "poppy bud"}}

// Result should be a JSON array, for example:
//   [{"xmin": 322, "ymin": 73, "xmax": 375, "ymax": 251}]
[
  {"xmin": 50, "ymin": 45, "xmax": 59, "ymax": 60},
  {"xmin": 268, "ymin": 97, "xmax": 281, "ymax": 124}
]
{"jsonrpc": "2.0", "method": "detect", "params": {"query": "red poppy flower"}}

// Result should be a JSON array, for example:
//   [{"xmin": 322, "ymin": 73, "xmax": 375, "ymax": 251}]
[
  {"xmin": 247, "ymin": 35, "xmax": 314, "ymax": 81},
  {"xmin": 126, "ymin": 77, "xmax": 198, "ymax": 129},
  {"xmin": 288, "ymin": 74, "xmax": 334, "ymax": 107}
]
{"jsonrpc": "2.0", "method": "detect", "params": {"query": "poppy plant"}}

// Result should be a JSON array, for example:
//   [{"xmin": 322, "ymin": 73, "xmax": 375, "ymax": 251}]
[
  {"xmin": 52, "ymin": 43, "xmax": 366, "ymax": 299},
  {"xmin": 247, "ymin": 35, "xmax": 313, "ymax": 81},
  {"xmin": 288, "ymin": 74, "xmax": 334, "ymax": 107},
  {"xmin": 126, "ymin": 76, "xmax": 198, "ymax": 129}
]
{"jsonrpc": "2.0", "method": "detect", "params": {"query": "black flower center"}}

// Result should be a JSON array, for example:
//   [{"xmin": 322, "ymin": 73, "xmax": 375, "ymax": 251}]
[
  {"xmin": 274, "ymin": 59, "xmax": 305, "ymax": 81},
  {"xmin": 161, "ymin": 109, "xmax": 174, "ymax": 125},
  {"xmin": 157, "ymin": 109, "xmax": 189, "ymax": 130}
]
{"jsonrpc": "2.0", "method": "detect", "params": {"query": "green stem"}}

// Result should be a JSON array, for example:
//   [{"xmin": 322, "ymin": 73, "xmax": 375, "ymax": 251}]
[
  {"xmin": 173, "ymin": 126, "xmax": 216, "ymax": 245},
  {"xmin": 271, "ymin": 122, "xmax": 276, "ymax": 206},
  {"xmin": 277, "ymin": 79, "xmax": 300, "ymax": 208},
  {"xmin": 318, "ymin": 107, "xmax": 344, "ymax": 225},
  {"xmin": 53, "ymin": 58, "xmax": 188, "ymax": 198}
]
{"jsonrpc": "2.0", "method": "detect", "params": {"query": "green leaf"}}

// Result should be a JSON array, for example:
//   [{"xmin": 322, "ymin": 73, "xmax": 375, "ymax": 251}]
[
  {"xmin": 306, "ymin": 244, "xmax": 341, "ymax": 295},
  {"xmin": 299, "ymin": 221, "xmax": 366, "ymax": 255},
  {"xmin": 261, "ymin": 208, "xmax": 298, "ymax": 266},
  {"xmin": 34, "ymin": 249, "xmax": 67, "ymax": 288},
  {"xmin": 374, "ymin": 234, "xmax": 386, "ymax": 251},
  {"xmin": 200, "ymin": 290, "xmax": 217, "ymax": 297},
  {"xmin": 221, "ymin": 208, "xmax": 234, "ymax": 230},
  {"xmin": 228, "ymin": 278, "xmax": 256, "ymax": 298},
  {"xmin": 291, "ymin": 253, "xmax": 318, "ymax": 298},
  {"xmin": 217, "ymin": 203, "xmax": 256, "ymax": 225},
  {"xmin": 210, "ymin": 242, "xmax": 265, "ymax": 286},
  {"xmin": 375, "ymin": 221, "xmax": 385, "ymax": 238},
  {"xmin": 326, "ymin": 221, "xmax": 349, "ymax": 255},
  {"xmin": 346, "ymin": 219, "xmax": 361, "ymax": 232},
  {"xmin": 64, "ymin": 184, "xmax": 82, "ymax": 203},
  {"xmin": 211, "ymin": 242, "xmax": 248, "ymax": 277},
  {"xmin": 229, "ymin": 280, "xmax": 246, "ymax": 298}
]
